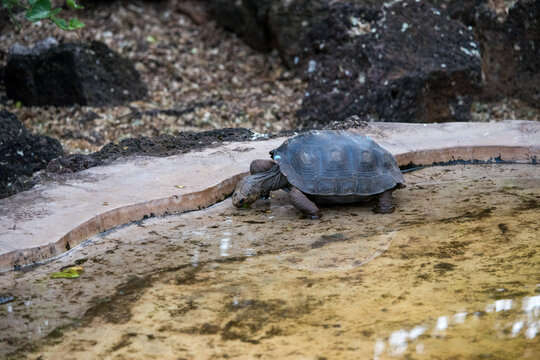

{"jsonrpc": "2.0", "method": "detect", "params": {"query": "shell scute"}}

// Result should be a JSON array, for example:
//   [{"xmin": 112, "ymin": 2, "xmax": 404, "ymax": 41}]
[{"xmin": 271, "ymin": 130, "xmax": 403, "ymax": 196}]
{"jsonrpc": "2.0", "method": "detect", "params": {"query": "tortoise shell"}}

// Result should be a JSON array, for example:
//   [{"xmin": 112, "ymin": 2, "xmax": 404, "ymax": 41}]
[{"xmin": 270, "ymin": 130, "xmax": 404, "ymax": 196}]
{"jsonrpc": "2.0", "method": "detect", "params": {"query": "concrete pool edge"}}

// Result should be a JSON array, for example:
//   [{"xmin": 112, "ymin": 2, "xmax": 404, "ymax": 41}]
[
  {"xmin": 0, "ymin": 173, "xmax": 246, "ymax": 272},
  {"xmin": 0, "ymin": 121, "xmax": 538, "ymax": 272}
]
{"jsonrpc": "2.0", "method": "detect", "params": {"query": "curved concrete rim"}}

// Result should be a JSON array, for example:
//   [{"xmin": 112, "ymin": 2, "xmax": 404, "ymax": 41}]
[
  {"xmin": 1, "ymin": 121, "xmax": 539, "ymax": 272},
  {"xmin": 1, "ymin": 173, "xmax": 245, "ymax": 273}
]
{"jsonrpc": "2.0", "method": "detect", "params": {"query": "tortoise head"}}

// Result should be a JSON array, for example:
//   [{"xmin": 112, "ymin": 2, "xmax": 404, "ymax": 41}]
[{"xmin": 232, "ymin": 175, "xmax": 263, "ymax": 208}]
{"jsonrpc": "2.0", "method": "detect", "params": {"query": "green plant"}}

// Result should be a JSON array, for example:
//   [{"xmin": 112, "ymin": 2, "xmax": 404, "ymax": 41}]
[{"xmin": 2, "ymin": 0, "xmax": 84, "ymax": 31}]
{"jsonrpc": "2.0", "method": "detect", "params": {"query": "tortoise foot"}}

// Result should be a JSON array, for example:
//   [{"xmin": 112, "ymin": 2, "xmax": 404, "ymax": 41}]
[
  {"xmin": 306, "ymin": 211, "xmax": 323, "ymax": 220},
  {"xmin": 373, "ymin": 205, "xmax": 395, "ymax": 214},
  {"xmin": 374, "ymin": 190, "xmax": 395, "ymax": 214}
]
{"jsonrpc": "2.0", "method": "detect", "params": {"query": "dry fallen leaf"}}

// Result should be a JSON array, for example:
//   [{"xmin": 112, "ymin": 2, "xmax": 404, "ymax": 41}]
[{"xmin": 50, "ymin": 267, "xmax": 84, "ymax": 279}]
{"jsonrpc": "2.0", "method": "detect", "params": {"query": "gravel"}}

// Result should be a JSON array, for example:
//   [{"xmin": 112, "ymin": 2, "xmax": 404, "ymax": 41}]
[{"xmin": 0, "ymin": 0, "xmax": 305, "ymax": 154}]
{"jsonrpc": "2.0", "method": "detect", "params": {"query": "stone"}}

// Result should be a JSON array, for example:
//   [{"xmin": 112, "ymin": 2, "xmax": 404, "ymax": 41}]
[
  {"xmin": 0, "ymin": 110, "xmax": 63, "ymax": 199},
  {"xmin": 208, "ymin": 0, "xmax": 482, "ymax": 125},
  {"xmin": 432, "ymin": 0, "xmax": 486, "ymax": 26},
  {"xmin": 210, "ymin": 0, "xmax": 275, "ymax": 51},
  {"xmin": 5, "ymin": 40, "xmax": 147, "ymax": 106},
  {"xmin": 474, "ymin": 0, "xmax": 539, "ymax": 107},
  {"xmin": 209, "ymin": 0, "xmax": 331, "ymax": 66},
  {"xmin": 268, "ymin": 0, "xmax": 333, "ymax": 68},
  {"xmin": 209, "ymin": 0, "xmax": 538, "ymax": 123},
  {"xmin": 8, "ymin": 36, "xmax": 58, "ymax": 56},
  {"xmin": 296, "ymin": 0, "xmax": 482, "ymax": 125}
]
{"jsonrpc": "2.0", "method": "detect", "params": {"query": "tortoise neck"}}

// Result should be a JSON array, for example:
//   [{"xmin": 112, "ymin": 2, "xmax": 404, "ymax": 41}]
[{"xmin": 252, "ymin": 164, "xmax": 289, "ymax": 193}]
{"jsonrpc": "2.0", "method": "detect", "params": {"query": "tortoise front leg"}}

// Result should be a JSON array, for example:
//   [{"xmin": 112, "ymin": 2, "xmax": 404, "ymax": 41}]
[
  {"xmin": 250, "ymin": 159, "xmax": 275, "ymax": 199},
  {"xmin": 374, "ymin": 189, "xmax": 395, "ymax": 214},
  {"xmin": 289, "ymin": 186, "xmax": 322, "ymax": 219}
]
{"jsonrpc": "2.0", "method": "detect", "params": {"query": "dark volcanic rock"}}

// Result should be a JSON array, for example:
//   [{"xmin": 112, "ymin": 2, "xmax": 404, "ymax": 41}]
[
  {"xmin": 0, "ymin": 110, "xmax": 63, "ymax": 199},
  {"xmin": 267, "ymin": 0, "xmax": 386, "ymax": 69},
  {"xmin": 210, "ymin": 0, "xmax": 334, "ymax": 66},
  {"xmin": 297, "ymin": 0, "xmax": 482, "ymax": 125},
  {"xmin": 268, "ymin": 0, "xmax": 338, "ymax": 68},
  {"xmin": 47, "ymin": 128, "xmax": 257, "ymax": 174},
  {"xmin": 211, "ymin": 0, "xmax": 275, "ymax": 51},
  {"xmin": 209, "ymin": 0, "xmax": 482, "ymax": 125},
  {"xmin": 475, "ymin": 0, "xmax": 539, "ymax": 107},
  {"xmin": 432, "ymin": 0, "xmax": 486, "ymax": 26},
  {"xmin": 213, "ymin": 0, "xmax": 539, "ymax": 114},
  {"xmin": 5, "ymin": 39, "xmax": 147, "ymax": 106}
]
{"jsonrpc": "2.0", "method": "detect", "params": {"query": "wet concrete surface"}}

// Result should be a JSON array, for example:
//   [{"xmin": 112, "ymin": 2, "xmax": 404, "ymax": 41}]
[
  {"xmin": 1, "ymin": 120, "xmax": 538, "ymax": 272},
  {"xmin": 0, "ymin": 164, "xmax": 539, "ymax": 359}
]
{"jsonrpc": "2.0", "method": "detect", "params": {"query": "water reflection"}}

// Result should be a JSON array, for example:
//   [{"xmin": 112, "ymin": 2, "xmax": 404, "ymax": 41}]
[
  {"xmin": 376, "ymin": 326, "xmax": 427, "ymax": 359},
  {"xmin": 388, "ymin": 329, "xmax": 409, "ymax": 356},
  {"xmin": 511, "ymin": 321, "xmax": 524, "ymax": 337},
  {"xmin": 219, "ymin": 238, "xmax": 230, "ymax": 257},
  {"xmin": 435, "ymin": 316, "xmax": 448, "ymax": 331},
  {"xmin": 487, "ymin": 298, "xmax": 512, "ymax": 312},
  {"xmin": 190, "ymin": 248, "xmax": 199, "ymax": 267},
  {"xmin": 379, "ymin": 295, "xmax": 540, "ymax": 357},
  {"xmin": 523, "ymin": 295, "xmax": 540, "ymax": 339},
  {"xmin": 453, "ymin": 312, "xmax": 467, "ymax": 324},
  {"xmin": 525, "ymin": 322, "xmax": 538, "ymax": 339}
]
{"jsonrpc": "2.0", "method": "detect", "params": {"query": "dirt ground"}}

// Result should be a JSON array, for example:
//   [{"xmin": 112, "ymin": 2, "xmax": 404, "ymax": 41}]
[{"xmin": 0, "ymin": 0, "xmax": 538, "ymax": 155}]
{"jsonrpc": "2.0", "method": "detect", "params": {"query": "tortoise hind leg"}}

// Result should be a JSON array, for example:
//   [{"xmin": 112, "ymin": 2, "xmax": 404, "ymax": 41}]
[
  {"xmin": 374, "ymin": 189, "xmax": 395, "ymax": 214},
  {"xmin": 250, "ymin": 159, "xmax": 275, "ymax": 199},
  {"xmin": 289, "ymin": 186, "xmax": 322, "ymax": 219}
]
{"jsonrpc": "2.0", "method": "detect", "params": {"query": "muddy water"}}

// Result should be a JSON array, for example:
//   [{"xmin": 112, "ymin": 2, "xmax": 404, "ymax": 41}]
[{"xmin": 0, "ymin": 164, "xmax": 539, "ymax": 359}]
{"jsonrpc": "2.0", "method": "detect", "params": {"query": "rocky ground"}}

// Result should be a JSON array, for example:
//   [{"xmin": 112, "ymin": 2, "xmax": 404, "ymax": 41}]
[
  {"xmin": 0, "ymin": 0, "xmax": 305, "ymax": 155},
  {"xmin": 0, "ymin": 0, "xmax": 538, "ymax": 156}
]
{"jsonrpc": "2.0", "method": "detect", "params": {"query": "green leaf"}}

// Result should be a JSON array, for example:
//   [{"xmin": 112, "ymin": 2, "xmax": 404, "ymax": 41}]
[
  {"xmin": 5, "ymin": 0, "xmax": 84, "ymax": 31},
  {"xmin": 50, "ymin": 16, "xmax": 84, "ymax": 31},
  {"xmin": 68, "ymin": 17, "xmax": 84, "ymax": 29},
  {"xmin": 50, "ymin": 267, "xmax": 83, "ymax": 279},
  {"xmin": 50, "ymin": 16, "xmax": 68, "ymax": 30},
  {"xmin": 2, "ymin": 0, "xmax": 14, "ymax": 10},
  {"xmin": 25, "ymin": 0, "xmax": 52, "ymax": 22},
  {"xmin": 66, "ymin": 0, "xmax": 83, "ymax": 10},
  {"xmin": 48, "ymin": 7, "xmax": 61, "ymax": 17}
]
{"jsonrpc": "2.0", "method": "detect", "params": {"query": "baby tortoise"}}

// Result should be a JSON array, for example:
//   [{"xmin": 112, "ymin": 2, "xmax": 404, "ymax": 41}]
[{"xmin": 232, "ymin": 130, "xmax": 404, "ymax": 219}]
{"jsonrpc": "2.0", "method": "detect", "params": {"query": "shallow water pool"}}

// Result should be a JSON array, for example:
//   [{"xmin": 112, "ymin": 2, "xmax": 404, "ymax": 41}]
[{"xmin": 1, "ymin": 164, "xmax": 539, "ymax": 359}]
